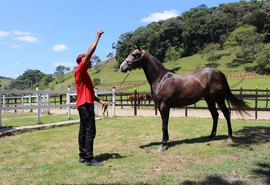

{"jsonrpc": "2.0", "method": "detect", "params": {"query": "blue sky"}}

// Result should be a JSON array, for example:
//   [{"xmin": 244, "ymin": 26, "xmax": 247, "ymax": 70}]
[{"xmin": 0, "ymin": 0, "xmax": 240, "ymax": 78}]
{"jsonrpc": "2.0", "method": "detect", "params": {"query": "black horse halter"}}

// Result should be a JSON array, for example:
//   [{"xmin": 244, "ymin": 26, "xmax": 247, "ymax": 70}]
[{"xmin": 125, "ymin": 50, "xmax": 145, "ymax": 70}]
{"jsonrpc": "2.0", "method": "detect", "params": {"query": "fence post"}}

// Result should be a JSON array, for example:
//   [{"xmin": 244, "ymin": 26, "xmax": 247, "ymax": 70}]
[
  {"xmin": 155, "ymin": 104, "xmax": 158, "ymax": 115},
  {"xmin": 185, "ymin": 106, "xmax": 188, "ymax": 117},
  {"xmin": 120, "ymin": 92, "xmax": 123, "ymax": 109},
  {"xmin": 46, "ymin": 94, "xmax": 50, "ymax": 114},
  {"xmin": 29, "ymin": 94, "xmax": 33, "ymax": 112},
  {"xmin": 112, "ymin": 87, "xmax": 116, "ymax": 117},
  {"xmin": 255, "ymin": 87, "xmax": 258, "ymax": 120},
  {"xmin": 21, "ymin": 95, "xmax": 24, "ymax": 112},
  {"xmin": 3, "ymin": 94, "xmax": 5, "ymax": 113},
  {"xmin": 66, "ymin": 86, "xmax": 71, "ymax": 120},
  {"xmin": 134, "ymin": 89, "xmax": 137, "ymax": 116},
  {"xmin": 36, "ymin": 86, "xmax": 41, "ymax": 124},
  {"xmin": 266, "ymin": 88, "xmax": 268, "ymax": 110}
]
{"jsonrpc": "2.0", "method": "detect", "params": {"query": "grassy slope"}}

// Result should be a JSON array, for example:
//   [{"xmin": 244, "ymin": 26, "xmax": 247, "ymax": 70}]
[
  {"xmin": 0, "ymin": 78, "xmax": 13, "ymax": 89},
  {"xmin": 51, "ymin": 47, "xmax": 270, "ymax": 91}
]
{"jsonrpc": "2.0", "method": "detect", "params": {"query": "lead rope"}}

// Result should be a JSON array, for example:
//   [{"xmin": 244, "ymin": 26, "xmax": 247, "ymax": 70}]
[
  {"xmin": 101, "ymin": 72, "xmax": 130, "ymax": 118},
  {"xmin": 115, "ymin": 72, "xmax": 130, "ymax": 93}
]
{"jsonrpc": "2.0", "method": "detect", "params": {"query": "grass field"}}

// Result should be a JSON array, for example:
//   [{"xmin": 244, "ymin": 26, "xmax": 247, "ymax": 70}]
[
  {"xmin": 0, "ymin": 117, "xmax": 269, "ymax": 185},
  {"xmin": 1, "ymin": 112, "xmax": 80, "ymax": 127}
]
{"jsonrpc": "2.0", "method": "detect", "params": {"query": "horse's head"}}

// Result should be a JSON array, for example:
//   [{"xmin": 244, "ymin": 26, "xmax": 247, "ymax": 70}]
[{"xmin": 120, "ymin": 45, "xmax": 146, "ymax": 73}]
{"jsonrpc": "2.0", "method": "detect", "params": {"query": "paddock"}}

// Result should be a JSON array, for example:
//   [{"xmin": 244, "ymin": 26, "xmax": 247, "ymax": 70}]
[{"xmin": 0, "ymin": 116, "xmax": 269, "ymax": 184}]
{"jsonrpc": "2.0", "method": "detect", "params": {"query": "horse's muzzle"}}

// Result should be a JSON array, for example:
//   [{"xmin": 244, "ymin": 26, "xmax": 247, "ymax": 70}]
[{"xmin": 120, "ymin": 61, "xmax": 129, "ymax": 73}]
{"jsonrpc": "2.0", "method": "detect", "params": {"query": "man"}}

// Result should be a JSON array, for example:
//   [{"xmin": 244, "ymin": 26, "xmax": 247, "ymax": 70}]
[{"xmin": 74, "ymin": 30, "xmax": 107, "ymax": 166}]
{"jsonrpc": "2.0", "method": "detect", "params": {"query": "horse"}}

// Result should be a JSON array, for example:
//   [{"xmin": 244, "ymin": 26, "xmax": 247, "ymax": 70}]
[
  {"xmin": 120, "ymin": 45, "xmax": 250, "ymax": 152},
  {"xmin": 128, "ymin": 93, "xmax": 145, "ymax": 108}
]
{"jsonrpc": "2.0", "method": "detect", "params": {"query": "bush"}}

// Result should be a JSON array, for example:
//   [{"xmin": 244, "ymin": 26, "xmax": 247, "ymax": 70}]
[{"xmin": 93, "ymin": 78, "xmax": 101, "ymax": 86}]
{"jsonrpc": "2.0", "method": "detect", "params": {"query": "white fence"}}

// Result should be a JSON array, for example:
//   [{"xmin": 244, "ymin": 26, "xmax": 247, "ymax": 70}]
[{"xmin": 0, "ymin": 87, "xmax": 116, "ymax": 127}]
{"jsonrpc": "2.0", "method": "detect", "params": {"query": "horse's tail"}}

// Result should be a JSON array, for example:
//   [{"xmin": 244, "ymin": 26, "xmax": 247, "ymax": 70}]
[
  {"xmin": 226, "ymin": 90, "xmax": 251, "ymax": 116},
  {"xmin": 221, "ymin": 73, "xmax": 251, "ymax": 116}
]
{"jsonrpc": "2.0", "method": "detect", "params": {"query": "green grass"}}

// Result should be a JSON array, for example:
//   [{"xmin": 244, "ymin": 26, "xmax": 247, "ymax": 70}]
[
  {"xmin": 0, "ymin": 117, "xmax": 269, "ymax": 184},
  {"xmin": 1, "ymin": 112, "xmax": 79, "ymax": 127}
]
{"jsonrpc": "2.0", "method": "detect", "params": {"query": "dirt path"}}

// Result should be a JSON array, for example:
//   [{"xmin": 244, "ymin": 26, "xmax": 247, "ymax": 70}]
[{"xmin": 49, "ymin": 106, "xmax": 269, "ymax": 120}]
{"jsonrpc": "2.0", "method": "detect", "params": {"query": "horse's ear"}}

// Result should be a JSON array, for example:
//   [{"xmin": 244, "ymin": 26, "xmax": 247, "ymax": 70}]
[{"xmin": 135, "ymin": 43, "xmax": 141, "ymax": 50}]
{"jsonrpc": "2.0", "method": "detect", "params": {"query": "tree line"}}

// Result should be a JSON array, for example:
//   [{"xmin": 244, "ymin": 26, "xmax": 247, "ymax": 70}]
[{"xmin": 114, "ymin": 0, "xmax": 270, "ymax": 74}]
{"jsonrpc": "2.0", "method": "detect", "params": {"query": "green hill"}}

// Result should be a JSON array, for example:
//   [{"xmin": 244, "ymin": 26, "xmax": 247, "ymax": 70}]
[
  {"xmin": 0, "ymin": 77, "xmax": 13, "ymax": 90},
  {"xmin": 50, "ymin": 46, "xmax": 270, "ymax": 92}
]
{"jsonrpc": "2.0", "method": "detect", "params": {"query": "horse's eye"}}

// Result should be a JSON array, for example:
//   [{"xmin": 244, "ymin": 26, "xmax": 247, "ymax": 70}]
[{"xmin": 132, "ymin": 53, "xmax": 140, "ymax": 59}]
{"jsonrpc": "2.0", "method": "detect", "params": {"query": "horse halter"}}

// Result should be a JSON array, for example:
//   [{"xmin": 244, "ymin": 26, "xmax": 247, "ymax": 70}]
[{"xmin": 125, "ymin": 49, "xmax": 145, "ymax": 70}]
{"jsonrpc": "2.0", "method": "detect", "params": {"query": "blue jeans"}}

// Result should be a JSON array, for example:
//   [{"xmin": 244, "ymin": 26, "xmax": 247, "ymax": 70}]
[{"xmin": 77, "ymin": 103, "xmax": 96, "ymax": 161}]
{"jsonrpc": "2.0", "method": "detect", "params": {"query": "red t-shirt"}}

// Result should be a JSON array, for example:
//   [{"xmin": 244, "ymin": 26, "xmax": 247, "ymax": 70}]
[{"xmin": 74, "ymin": 61, "xmax": 95, "ymax": 107}]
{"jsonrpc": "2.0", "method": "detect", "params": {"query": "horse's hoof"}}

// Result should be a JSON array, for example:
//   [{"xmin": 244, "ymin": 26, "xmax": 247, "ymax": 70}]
[{"xmin": 158, "ymin": 145, "xmax": 167, "ymax": 152}]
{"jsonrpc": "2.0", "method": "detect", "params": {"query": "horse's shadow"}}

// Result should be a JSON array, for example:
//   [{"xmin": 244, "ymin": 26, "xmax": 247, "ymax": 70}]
[
  {"xmin": 140, "ymin": 126, "xmax": 270, "ymax": 149},
  {"xmin": 182, "ymin": 175, "xmax": 245, "ymax": 185},
  {"xmin": 232, "ymin": 126, "xmax": 270, "ymax": 146},
  {"xmin": 95, "ymin": 153, "xmax": 126, "ymax": 162},
  {"xmin": 252, "ymin": 162, "xmax": 270, "ymax": 185},
  {"xmin": 139, "ymin": 135, "xmax": 227, "ymax": 149}
]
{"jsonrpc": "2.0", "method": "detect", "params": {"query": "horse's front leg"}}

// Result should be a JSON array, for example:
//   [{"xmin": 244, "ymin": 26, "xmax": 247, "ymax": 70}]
[{"xmin": 158, "ymin": 104, "xmax": 170, "ymax": 152}]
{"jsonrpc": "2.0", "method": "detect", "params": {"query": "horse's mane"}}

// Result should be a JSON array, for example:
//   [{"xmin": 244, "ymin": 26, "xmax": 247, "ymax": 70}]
[
  {"xmin": 146, "ymin": 51, "xmax": 169, "ymax": 72},
  {"xmin": 146, "ymin": 51, "xmax": 176, "ymax": 74}
]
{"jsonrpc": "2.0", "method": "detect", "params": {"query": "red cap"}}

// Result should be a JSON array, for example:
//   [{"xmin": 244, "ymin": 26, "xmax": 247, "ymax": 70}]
[{"xmin": 76, "ymin": 53, "xmax": 86, "ymax": 64}]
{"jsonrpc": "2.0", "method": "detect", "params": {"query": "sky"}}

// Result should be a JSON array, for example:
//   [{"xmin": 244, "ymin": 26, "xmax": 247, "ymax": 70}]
[{"xmin": 0, "ymin": 0, "xmax": 241, "ymax": 78}]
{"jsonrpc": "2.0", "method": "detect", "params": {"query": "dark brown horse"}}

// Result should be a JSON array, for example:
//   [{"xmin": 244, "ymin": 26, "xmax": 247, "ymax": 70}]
[{"xmin": 120, "ymin": 46, "xmax": 250, "ymax": 152}]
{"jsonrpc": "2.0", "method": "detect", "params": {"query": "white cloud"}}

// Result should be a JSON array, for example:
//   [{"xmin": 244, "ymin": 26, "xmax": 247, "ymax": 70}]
[
  {"xmin": 141, "ymin": 9, "xmax": 179, "ymax": 23},
  {"xmin": 11, "ymin": 44, "xmax": 22, "ymax": 48},
  {"xmin": 52, "ymin": 44, "xmax": 68, "ymax": 51},
  {"xmin": 14, "ymin": 36, "xmax": 38, "ymax": 43},
  {"xmin": 13, "ymin": 31, "xmax": 32, "ymax": 35},
  {"xmin": 53, "ymin": 62, "xmax": 75, "ymax": 67},
  {"xmin": 0, "ymin": 31, "xmax": 10, "ymax": 37}
]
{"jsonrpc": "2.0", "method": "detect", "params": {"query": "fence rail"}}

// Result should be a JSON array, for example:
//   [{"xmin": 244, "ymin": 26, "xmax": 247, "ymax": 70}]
[
  {"xmin": 108, "ymin": 88, "xmax": 270, "ymax": 119},
  {"xmin": 0, "ymin": 87, "xmax": 115, "ymax": 127},
  {"xmin": 1, "ymin": 88, "xmax": 270, "ymax": 127}
]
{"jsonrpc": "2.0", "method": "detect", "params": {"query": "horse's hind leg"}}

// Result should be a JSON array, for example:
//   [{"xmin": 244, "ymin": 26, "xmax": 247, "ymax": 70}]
[
  {"xmin": 217, "ymin": 99, "xmax": 233, "ymax": 140},
  {"xmin": 205, "ymin": 96, "xmax": 219, "ymax": 139}
]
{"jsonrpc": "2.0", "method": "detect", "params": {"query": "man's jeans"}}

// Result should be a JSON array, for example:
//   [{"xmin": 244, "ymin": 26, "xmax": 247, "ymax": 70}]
[{"xmin": 77, "ymin": 103, "xmax": 96, "ymax": 160}]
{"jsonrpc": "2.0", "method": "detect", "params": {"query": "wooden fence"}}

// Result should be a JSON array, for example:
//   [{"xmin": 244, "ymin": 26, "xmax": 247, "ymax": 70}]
[
  {"xmin": 0, "ymin": 87, "xmax": 115, "ymax": 127},
  {"xmin": 105, "ymin": 88, "xmax": 270, "ymax": 119},
  {"xmin": 1, "ymin": 88, "xmax": 269, "ymax": 127}
]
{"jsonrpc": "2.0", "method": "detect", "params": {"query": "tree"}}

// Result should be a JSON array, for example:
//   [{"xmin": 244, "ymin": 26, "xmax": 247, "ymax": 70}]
[
  {"xmin": 164, "ymin": 46, "xmax": 184, "ymax": 61},
  {"xmin": 8, "ymin": 69, "xmax": 45, "ymax": 89},
  {"xmin": 253, "ymin": 43, "xmax": 270, "ymax": 74},
  {"xmin": 106, "ymin": 52, "xmax": 114, "ymax": 60},
  {"xmin": 93, "ymin": 78, "xmax": 101, "ymax": 86},
  {"xmin": 54, "ymin": 65, "xmax": 70, "ymax": 83},
  {"xmin": 92, "ymin": 55, "xmax": 101, "ymax": 64},
  {"xmin": 39, "ymin": 74, "xmax": 54, "ymax": 89}
]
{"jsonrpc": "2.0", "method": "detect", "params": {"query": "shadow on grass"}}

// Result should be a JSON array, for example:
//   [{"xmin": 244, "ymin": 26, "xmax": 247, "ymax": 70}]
[
  {"xmin": 0, "ymin": 126, "xmax": 15, "ymax": 137},
  {"xmin": 252, "ymin": 162, "xmax": 270, "ymax": 185},
  {"xmin": 139, "ymin": 135, "xmax": 227, "ymax": 149},
  {"xmin": 140, "ymin": 126, "xmax": 270, "ymax": 150},
  {"xmin": 95, "ymin": 153, "xmax": 126, "ymax": 162},
  {"xmin": 231, "ymin": 126, "xmax": 270, "ymax": 146},
  {"xmin": 182, "ymin": 175, "xmax": 246, "ymax": 185}
]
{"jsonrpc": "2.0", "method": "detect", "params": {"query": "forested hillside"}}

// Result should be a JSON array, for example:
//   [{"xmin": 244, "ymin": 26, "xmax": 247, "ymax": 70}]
[{"xmin": 115, "ymin": 0, "xmax": 270, "ymax": 74}]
